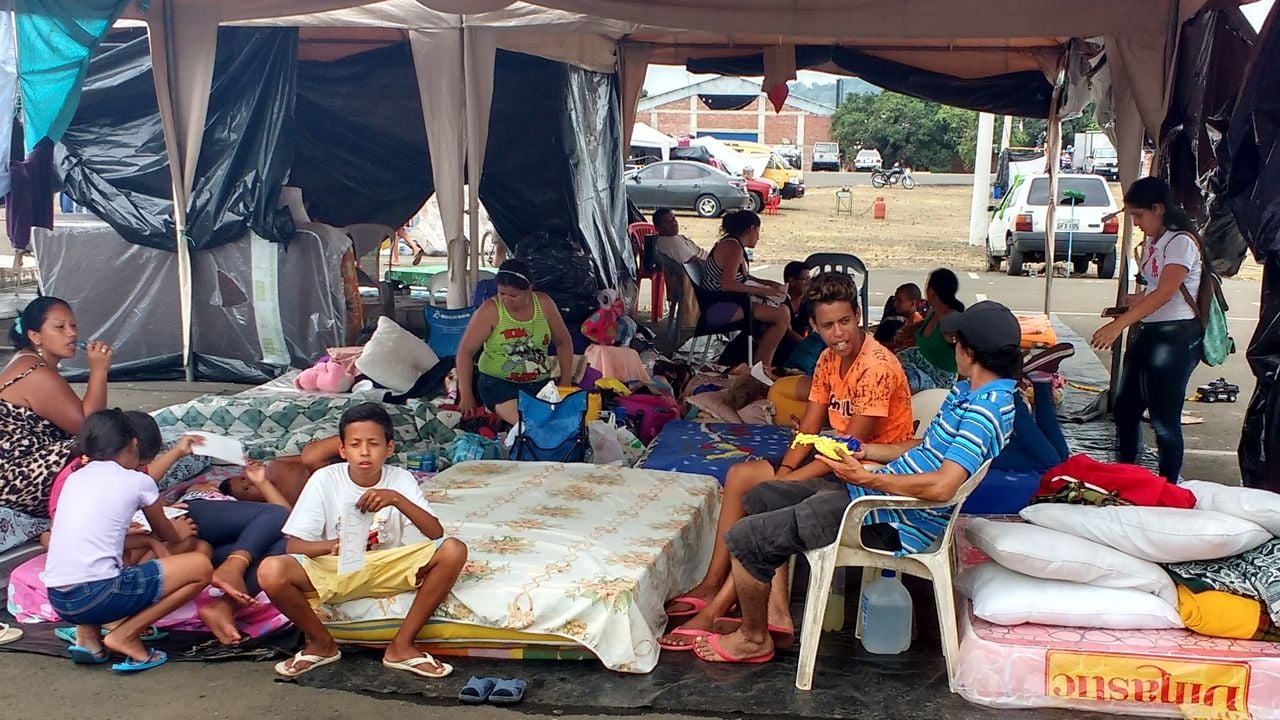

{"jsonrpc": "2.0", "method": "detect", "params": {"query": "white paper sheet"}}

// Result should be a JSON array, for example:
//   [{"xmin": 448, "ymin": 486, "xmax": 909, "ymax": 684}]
[
  {"xmin": 186, "ymin": 432, "xmax": 246, "ymax": 465},
  {"xmin": 338, "ymin": 508, "xmax": 372, "ymax": 575},
  {"xmin": 130, "ymin": 506, "xmax": 189, "ymax": 533}
]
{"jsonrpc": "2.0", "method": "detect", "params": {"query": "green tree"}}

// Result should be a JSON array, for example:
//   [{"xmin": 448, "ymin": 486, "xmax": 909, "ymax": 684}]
[
  {"xmin": 830, "ymin": 91, "xmax": 979, "ymax": 172},
  {"xmin": 1009, "ymin": 103, "xmax": 1098, "ymax": 148}
]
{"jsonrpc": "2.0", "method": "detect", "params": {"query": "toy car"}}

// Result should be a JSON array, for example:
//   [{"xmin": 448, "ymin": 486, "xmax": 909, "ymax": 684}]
[{"xmin": 1195, "ymin": 378, "xmax": 1239, "ymax": 403}]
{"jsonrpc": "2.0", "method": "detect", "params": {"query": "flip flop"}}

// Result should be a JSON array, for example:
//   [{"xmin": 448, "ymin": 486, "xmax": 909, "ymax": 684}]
[
  {"xmin": 658, "ymin": 627, "xmax": 713, "ymax": 651},
  {"xmin": 696, "ymin": 634, "xmax": 775, "ymax": 664},
  {"xmin": 111, "ymin": 649, "xmax": 167, "ymax": 673},
  {"xmin": 383, "ymin": 653, "xmax": 454, "ymax": 679},
  {"xmin": 274, "ymin": 649, "xmax": 342, "ymax": 678},
  {"xmin": 55, "ymin": 626, "xmax": 169, "ymax": 644},
  {"xmin": 489, "ymin": 678, "xmax": 527, "ymax": 706},
  {"xmin": 664, "ymin": 594, "xmax": 709, "ymax": 619},
  {"xmin": 0, "ymin": 623, "xmax": 22, "ymax": 646},
  {"xmin": 67, "ymin": 644, "xmax": 109, "ymax": 665},
  {"xmin": 713, "ymin": 616, "xmax": 796, "ymax": 650},
  {"xmin": 458, "ymin": 675, "xmax": 498, "ymax": 704}
]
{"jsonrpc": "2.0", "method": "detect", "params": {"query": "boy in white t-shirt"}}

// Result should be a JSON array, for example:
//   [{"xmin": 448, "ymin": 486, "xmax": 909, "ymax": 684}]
[{"xmin": 257, "ymin": 403, "xmax": 466, "ymax": 679}]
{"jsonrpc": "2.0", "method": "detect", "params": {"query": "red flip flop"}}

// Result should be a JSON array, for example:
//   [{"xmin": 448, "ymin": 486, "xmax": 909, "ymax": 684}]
[
  {"xmin": 696, "ymin": 634, "xmax": 775, "ymax": 664},
  {"xmin": 713, "ymin": 616, "xmax": 796, "ymax": 650},
  {"xmin": 658, "ymin": 627, "xmax": 712, "ymax": 651},
  {"xmin": 664, "ymin": 595, "xmax": 709, "ymax": 619}
]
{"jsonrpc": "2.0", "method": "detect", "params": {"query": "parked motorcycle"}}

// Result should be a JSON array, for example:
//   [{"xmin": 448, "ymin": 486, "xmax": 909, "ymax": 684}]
[{"xmin": 870, "ymin": 166, "xmax": 915, "ymax": 189}]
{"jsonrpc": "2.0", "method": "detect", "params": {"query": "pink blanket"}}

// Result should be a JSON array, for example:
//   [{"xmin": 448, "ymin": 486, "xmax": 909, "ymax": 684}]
[{"xmin": 6, "ymin": 554, "xmax": 288, "ymax": 637}]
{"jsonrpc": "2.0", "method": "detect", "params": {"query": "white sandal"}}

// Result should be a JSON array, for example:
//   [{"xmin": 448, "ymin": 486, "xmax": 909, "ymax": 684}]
[
  {"xmin": 382, "ymin": 653, "xmax": 454, "ymax": 679},
  {"xmin": 273, "ymin": 649, "xmax": 342, "ymax": 678},
  {"xmin": 0, "ymin": 623, "xmax": 22, "ymax": 646}
]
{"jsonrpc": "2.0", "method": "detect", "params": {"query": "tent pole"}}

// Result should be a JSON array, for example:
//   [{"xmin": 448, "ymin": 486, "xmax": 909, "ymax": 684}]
[
  {"xmin": 968, "ymin": 112, "xmax": 995, "ymax": 246},
  {"xmin": 1042, "ymin": 70, "xmax": 1064, "ymax": 315},
  {"xmin": 999, "ymin": 115, "xmax": 1013, "ymax": 151},
  {"xmin": 159, "ymin": 0, "xmax": 194, "ymax": 383}
]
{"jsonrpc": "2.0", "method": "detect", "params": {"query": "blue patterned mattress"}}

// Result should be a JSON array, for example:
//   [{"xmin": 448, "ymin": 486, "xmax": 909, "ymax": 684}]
[{"xmin": 638, "ymin": 420, "xmax": 792, "ymax": 484}]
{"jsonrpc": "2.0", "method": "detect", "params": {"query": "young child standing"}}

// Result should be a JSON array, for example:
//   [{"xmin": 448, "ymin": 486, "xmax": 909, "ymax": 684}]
[
  {"xmin": 257, "ymin": 402, "xmax": 466, "ymax": 679},
  {"xmin": 43, "ymin": 409, "xmax": 214, "ymax": 672}
]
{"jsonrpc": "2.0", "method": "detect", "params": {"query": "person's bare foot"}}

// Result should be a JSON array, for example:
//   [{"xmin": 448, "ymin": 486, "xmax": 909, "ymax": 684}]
[
  {"xmin": 658, "ymin": 614, "xmax": 716, "ymax": 649},
  {"xmin": 664, "ymin": 584, "xmax": 719, "ymax": 615},
  {"xmin": 198, "ymin": 598, "xmax": 244, "ymax": 645},
  {"xmin": 74, "ymin": 627, "xmax": 105, "ymax": 655},
  {"xmin": 102, "ymin": 629, "xmax": 150, "ymax": 663},
  {"xmin": 210, "ymin": 563, "xmax": 257, "ymax": 606},
  {"xmin": 693, "ymin": 629, "xmax": 773, "ymax": 662}
]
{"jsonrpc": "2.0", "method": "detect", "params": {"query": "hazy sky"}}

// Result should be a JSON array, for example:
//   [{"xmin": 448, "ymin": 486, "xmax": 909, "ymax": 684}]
[{"xmin": 643, "ymin": 0, "xmax": 1275, "ymax": 94}]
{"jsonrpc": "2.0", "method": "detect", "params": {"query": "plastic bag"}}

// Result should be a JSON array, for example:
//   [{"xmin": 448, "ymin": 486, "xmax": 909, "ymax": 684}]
[{"xmin": 587, "ymin": 420, "xmax": 625, "ymax": 466}]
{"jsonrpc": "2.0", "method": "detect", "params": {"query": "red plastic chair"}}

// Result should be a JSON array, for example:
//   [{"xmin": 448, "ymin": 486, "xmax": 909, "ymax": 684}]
[{"xmin": 627, "ymin": 221, "xmax": 665, "ymax": 322}]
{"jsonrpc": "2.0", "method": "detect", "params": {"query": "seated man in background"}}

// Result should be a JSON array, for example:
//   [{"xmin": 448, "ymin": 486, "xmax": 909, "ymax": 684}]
[
  {"xmin": 693, "ymin": 301, "xmax": 1020, "ymax": 664},
  {"xmin": 652, "ymin": 208, "xmax": 706, "ymax": 264}
]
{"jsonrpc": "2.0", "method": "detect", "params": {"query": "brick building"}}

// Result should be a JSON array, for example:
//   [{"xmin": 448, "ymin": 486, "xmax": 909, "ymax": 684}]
[{"xmin": 638, "ymin": 76, "xmax": 835, "ymax": 152}]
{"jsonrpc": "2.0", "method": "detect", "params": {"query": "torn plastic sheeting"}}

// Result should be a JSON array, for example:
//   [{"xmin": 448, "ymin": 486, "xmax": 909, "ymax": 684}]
[
  {"xmin": 480, "ymin": 50, "xmax": 630, "ymax": 291},
  {"xmin": 1157, "ymin": 5, "xmax": 1257, "ymax": 276},
  {"xmin": 289, "ymin": 41, "xmax": 434, "ymax": 230},
  {"xmin": 1241, "ymin": 259, "xmax": 1280, "ymax": 491},
  {"xmin": 1224, "ymin": 2, "xmax": 1280, "ymax": 260},
  {"xmin": 59, "ymin": 27, "xmax": 298, "ymax": 252}
]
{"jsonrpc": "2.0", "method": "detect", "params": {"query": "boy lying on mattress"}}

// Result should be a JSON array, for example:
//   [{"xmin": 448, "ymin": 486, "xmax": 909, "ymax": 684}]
[
  {"xmin": 257, "ymin": 402, "xmax": 467, "ymax": 679},
  {"xmin": 661, "ymin": 272, "xmax": 917, "ymax": 648}
]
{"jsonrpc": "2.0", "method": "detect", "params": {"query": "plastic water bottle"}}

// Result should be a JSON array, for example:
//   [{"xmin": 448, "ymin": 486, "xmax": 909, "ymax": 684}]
[{"xmin": 860, "ymin": 570, "xmax": 913, "ymax": 654}]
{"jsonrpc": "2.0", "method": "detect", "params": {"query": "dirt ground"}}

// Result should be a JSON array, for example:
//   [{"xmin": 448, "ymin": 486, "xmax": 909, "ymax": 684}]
[{"xmin": 671, "ymin": 186, "xmax": 1266, "ymax": 281}]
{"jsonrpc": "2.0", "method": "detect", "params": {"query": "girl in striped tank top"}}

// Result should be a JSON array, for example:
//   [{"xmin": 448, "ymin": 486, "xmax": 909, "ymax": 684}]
[{"xmin": 700, "ymin": 210, "xmax": 792, "ymax": 378}]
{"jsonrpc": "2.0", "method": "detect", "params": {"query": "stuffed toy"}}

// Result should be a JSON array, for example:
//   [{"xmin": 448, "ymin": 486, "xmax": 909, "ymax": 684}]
[{"xmin": 295, "ymin": 358, "xmax": 355, "ymax": 393}]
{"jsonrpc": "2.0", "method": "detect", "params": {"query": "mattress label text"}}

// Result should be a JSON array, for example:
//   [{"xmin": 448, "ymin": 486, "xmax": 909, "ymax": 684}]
[{"xmin": 1046, "ymin": 650, "xmax": 1251, "ymax": 718}]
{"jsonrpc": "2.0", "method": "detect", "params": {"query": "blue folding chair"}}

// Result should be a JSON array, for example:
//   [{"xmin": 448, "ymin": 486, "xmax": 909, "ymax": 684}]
[
  {"xmin": 424, "ymin": 306, "xmax": 475, "ymax": 358},
  {"xmin": 512, "ymin": 389, "xmax": 589, "ymax": 463}
]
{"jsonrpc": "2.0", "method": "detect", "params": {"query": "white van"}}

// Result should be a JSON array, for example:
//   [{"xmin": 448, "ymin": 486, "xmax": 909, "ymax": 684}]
[
  {"xmin": 854, "ymin": 149, "xmax": 883, "ymax": 171},
  {"xmin": 811, "ymin": 142, "xmax": 840, "ymax": 171}
]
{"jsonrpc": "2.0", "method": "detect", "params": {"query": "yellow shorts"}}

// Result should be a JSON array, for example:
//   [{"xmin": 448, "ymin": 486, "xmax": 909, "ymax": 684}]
[{"xmin": 296, "ymin": 540, "xmax": 442, "ymax": 607}]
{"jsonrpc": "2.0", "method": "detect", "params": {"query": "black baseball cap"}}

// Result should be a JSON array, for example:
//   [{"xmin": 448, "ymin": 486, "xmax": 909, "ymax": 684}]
[{"xmin": 940, "ymin": 301, "xmax": 1021, "ymax": 353}]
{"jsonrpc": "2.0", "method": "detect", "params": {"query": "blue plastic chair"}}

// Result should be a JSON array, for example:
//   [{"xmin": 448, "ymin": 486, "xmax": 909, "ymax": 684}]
[{"xmin": 512, "ymin": 389, "xmax": 589, "ymax": 463}]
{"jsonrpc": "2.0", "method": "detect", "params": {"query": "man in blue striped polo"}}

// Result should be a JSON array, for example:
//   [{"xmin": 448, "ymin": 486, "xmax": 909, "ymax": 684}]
[{"xmin": 694, "ymin": 301, "xmax": 1021, "ymax": 664}]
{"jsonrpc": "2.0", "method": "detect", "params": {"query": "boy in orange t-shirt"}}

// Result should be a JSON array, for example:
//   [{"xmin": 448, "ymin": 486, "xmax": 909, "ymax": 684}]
[{"xmin": 661, "ymin": 273, "xmax": 914, "ymax": 644}]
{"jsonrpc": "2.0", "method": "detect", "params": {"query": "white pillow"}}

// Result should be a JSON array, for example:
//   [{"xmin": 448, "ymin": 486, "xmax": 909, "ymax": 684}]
[
  {"xmin": 956, "ymin": 562, "xmax": 1183, "ymax": 629},
  {"xmin": 1019, "ymin": 503, "xmax": 1270, "ymax": 564},
  {"xmin": 355, "ymin": 316, "xmax": 439, "ymax": 393},
  {"xmin": 1182, "ymin": 480, "xmax": 1280, "ymax": 536},
  {"xmin": 965, "ymin": 517, "xmax": 1178, "ymax": 606}
]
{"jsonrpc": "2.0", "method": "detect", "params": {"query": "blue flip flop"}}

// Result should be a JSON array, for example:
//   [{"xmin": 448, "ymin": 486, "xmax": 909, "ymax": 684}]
[
  {"xmin": 489, "ymin": 678, "xmax": 527, "ymax": 706},
  {"xmin": 111, "ymin": 649, "xmax": 167, "ymax": 673},
  {"xmin": 67, "ymin": 645, "xmax": 109, "ymax": 665},
  {"xmin": 55, "ymin": 626, "xmax": 168, "ymax": 644},
  {"xmin": 458, "ymin": 676, "xmax": 498, "ymax": 704}
]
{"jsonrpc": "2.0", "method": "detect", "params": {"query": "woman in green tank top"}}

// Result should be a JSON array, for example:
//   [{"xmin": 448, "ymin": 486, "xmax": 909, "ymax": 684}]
[
  {"xmin": 895, "ymin": 268, "xmax": 966, "ymax": 392},
  {"xmin": 456, "ymin": 260, "xmax": 575, "ymax": 425}
]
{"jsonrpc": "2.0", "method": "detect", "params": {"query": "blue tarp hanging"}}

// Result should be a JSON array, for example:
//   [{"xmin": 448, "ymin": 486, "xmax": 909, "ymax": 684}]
[{"xmin": 15, "ymin": 0, "xmax": 130, "ymax": 152}]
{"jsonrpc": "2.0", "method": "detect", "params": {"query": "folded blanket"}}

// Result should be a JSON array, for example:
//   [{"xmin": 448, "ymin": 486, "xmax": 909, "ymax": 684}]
[
  {"xmin": 1168, "ymin": 538, "xmax": 1280, "ymax": 626},
  {"xmin": 1176, "ymin": 585, "xmax": 1280, "ymax": 642}
]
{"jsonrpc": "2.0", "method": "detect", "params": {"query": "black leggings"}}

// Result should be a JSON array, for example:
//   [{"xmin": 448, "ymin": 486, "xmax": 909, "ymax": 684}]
[
  {"xmin": 1114, "ymin": 319, "xmax": 1202, "ymax": 482},
  {"xmin": 183, "ymin": 500, "xmax": 287, "ymax": 596}
]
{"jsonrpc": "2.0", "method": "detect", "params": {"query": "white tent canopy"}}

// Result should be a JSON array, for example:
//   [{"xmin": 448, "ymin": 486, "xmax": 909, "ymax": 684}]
[
  {"xmin": 629, "ymin": 121, "xmax": 673, "ymax": 161},
  {"xmin": 117, "ymin": 0, "xmax": 1246, "ymax": 374}
]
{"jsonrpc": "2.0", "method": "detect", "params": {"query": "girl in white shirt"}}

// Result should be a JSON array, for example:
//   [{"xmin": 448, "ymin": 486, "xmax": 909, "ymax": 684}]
[
  {"xmin": 44, "ymin": 409, "xmax": 213, "ymax": 672},
  {"xmin": 1090, "ymin": 178, "xmax": 1205, "ymax": 482}
]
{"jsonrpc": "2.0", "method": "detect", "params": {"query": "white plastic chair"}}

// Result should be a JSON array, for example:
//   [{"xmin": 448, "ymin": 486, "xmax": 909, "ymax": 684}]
[
  {"xmin": 427, "ymin": 271, "xmax": 451, "ymax": 306},
  {"xmin": 910, "ymin": 388, "xmax": 951, "ymax": 438},
  {"xmin": 794, "ymin": 460, "xmax": 992, "ymax": 692}
]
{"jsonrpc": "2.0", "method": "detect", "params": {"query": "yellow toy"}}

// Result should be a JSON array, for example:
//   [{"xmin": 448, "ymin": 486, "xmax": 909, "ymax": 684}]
[{"xmin": 790, "ymin": 433, "xmax": 862, "ymax": 460}]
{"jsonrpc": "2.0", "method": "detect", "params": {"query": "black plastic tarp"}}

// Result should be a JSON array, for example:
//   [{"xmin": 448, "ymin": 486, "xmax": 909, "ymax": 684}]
[
  {"xmin": 1157, "ymin": 5, "xmax": 1257, "ymax": 276},
  {"xmin": 994, "ymin": 148, "xmax": 1045, "ymax": 197},
  {"xmin": 688, "ymin": 46, "xmax": 1053, "ymax": 118},
  {"xmin": 60, "ymin": 28, "xmax": 297, "ymax": 252},
  {"xmin": 1229, "ymin": 4, "xmax": 1280, "ymax": 490},
  {"xmin": 699, "ymin": 94, "xmax": 756, "ymax": 111},
  {"xmin": 480, "ymin": 50, "xmax": 630, "ymax": 289},
  {"xmin": 290, "ymin": 42, "xmax": 434, "ymax": 230}
]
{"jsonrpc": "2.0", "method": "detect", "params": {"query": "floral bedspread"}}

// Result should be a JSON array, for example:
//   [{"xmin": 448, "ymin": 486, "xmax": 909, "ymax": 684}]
[{"xmin": 318, "ymin": 461, "xmax": 721, "ymax": 673}]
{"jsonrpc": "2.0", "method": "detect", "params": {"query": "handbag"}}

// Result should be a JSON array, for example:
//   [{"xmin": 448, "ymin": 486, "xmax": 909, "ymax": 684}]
[
  {"xmin": 512, "ymin": 389, "xmax": 589, "ymax": 462},
  {"xmin": 1177, "ymin": 233, "xmax": 1235, "ymax": 367},
  {"xmin": 581, "ymin": 289, "xmax": 625, "ymax": 346}
]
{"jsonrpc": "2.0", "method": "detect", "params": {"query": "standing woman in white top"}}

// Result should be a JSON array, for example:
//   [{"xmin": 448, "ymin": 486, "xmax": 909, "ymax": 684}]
[{"xmin": 1091, "ymin": 178, "xmax": 1204, "ymax": 482}]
